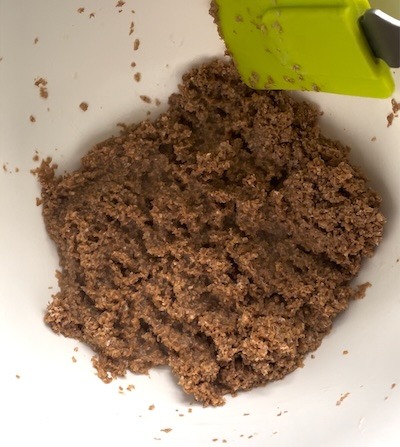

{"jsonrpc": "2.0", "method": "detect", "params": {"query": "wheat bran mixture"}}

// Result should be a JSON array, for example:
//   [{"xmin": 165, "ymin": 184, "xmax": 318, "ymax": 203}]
[{"xmin": 38, "ymin": 59, "xmax": 384, "ymax": 406}]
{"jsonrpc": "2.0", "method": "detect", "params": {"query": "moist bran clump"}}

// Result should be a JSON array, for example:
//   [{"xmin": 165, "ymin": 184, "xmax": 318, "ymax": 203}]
[{"xmin": 39, "ymin": 60, "xmax": 384, "ymax": 406}]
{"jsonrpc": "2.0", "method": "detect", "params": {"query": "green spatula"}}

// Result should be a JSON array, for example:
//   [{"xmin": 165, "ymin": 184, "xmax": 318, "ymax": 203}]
[{"xmin": 212, "ymin": 0, "xmax": 400, "ymax": 97}]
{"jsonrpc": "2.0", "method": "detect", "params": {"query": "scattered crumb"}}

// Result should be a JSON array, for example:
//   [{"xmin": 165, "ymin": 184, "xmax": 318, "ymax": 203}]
[
  {"xmin": 336, "ymin": 392, "xmax": 350, "ymax": 406},
  {"xmin": 134, "ymin": 72, "xmax": 141, "ymax": 82},
  {"xmin": 77, "ymin": 7, "xmax": 85, "ymax": 13},
  {"xmin": 34, "ymin": 37, "xmax": 39, "ymax": 45},
  {"xmin": 276, "ymin": 411, "xmax": 282, "ymax": 416},
  {"xmin": 342, "ymin": 350, "xmax": 349, "ymax": 355},
  {"xmin": 397, "ymin": 259, "xmax": 399, "ymax": 263},
  {"xmin": 89, "ymin": 12, "xmax": 95, "ymax": 18},
  {"xmin": 386, "ymin": 98, "xmax": 399, "ymax": 127},
  {"xmin": 384, "ymin": 396, "xmax": 389, "ymax": 401},
  {"xmin": 36, "ymin": 197, "xmax": 43, "ymax": 206},
  {"xmin": 243, "ymin": 413, "xmax": 250, "ymax": 416},
  {"xmin": 392, "ymin": 98, "xmax": 400, "ymax": 114},
  {"xmin": 130, "ymin": 61, "xmax": 136, "ymax": 68},
  {"xmin": 16, "ymin": 374, "xmax": 20, "ymax": 379},
  {"xmin": 160, "ymin": 428, "xmax": 172, "ymax": 433},
  {"xmin": 148, "ymin": 404, "xmax": 155, "ymax": 411},
  {"xmin": 116, "ymin": 122, "xmax": 129, "ymax": 133},
  {"xmin": 155, "ymin": 98, "xmax": 161, "ymax": 107},
  {"xmin": 15, "ymin": 167, "xmax": 19, "ymax": 173},
  {"xmin": 139, "ymin": 95, "xmax": 151, "ymax": 104},
  {"xmin": 34, "ymin": 77, "xmax": 46, "ymax": 87},
  {"xmin": 72, "ymin": 356, "xmax": 77, "ymax": 363},
  {"xmin": 126, "ymin": 384, "xmax": 135, "ymax": 391},
  {"xmin": 129, "ymin": 21, "xmax": 134, "ymax": 35},
  {"xmin": 178, "ymin": 413, "xmax": 184, "ymax": 417},
  {"xmin": 272, "ymin": 432, "xmax": 278, "ymax": 435},
  {"xmin": 312, "ymin": 83, "xmax": 321, "ymax": 92},
  {"xmin": 0, "ymin": 57, "xmax": 3, "ymax": 62},
  {"xmin": 354, "ymin": 282, "xmax": 371, "ymax": 300},
  {"xmin": 2, "ymin": 163, "xmax": 8, "ymax": 172},
  {"xmin": 146, "ymin": 111, "xmax": 151, "ymax": 117},
  {"xmin": 131, "ymin": 9, "xmax": 135, "ymax": 14},
  {"xmin": 30, "ymin": 115, "xmax": 36, "ymax": 123},
  {"xmin": 48, "ymin": 286, "xmax": 53, "ymax": 289},
  {"xmin": 116, "ymin": 0, "xmax": 125, "ymax": 6},
  {"xmin": 212, "ymin": 439, "xmax": 218, "ymax": 443},
  {"xmin": 33, "ymin": 154, "xmax": 40, "ymax": 162},
  {"xmin": 248, "ymin": 435, "xmax": 253, "ymax": 439},
  {"xmin": 133, "ymin": 38, "xmax": 140, "ymax": 51},
  {"xmin": 371, "ymin": 136, "xmax": 376, "ymax": 142},
  {"xmin": 79, "ymin": 102, "xmax": 89, "ymax": 112},
  {"xmin": 74, "ymin": 347, "xmax": 79, "ymax": 352},
  {"xmin": 391, "ymin": 383, "xmax": 396, "ymax": 389},
  {"xmin": 153, "ymin": 438, "xmax": 161, "ymax": 442},
  {"xmin": 34, "ymin": 77, "xmax": 48, "ymax": 99},
  {"xmin": 222, "ymin": 441, "xmax": 227, "ymax": 444},
  {"xmin": 188, "ymin": 408, "xmax": 192, "ymax": 413},
  {"xmin": 311, "ymin": 354, "xmax": 315, "ymax": 359}
]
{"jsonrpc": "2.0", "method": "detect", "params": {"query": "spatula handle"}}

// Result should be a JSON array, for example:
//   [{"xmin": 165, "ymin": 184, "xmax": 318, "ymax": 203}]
[{"xmin": 360, "ymin": 9, "xmax": 400, "ymax": 68}]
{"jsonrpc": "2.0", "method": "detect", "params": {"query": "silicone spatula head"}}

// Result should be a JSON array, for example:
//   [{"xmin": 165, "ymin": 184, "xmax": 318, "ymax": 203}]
[{"xmin": 212, "ymin": 0, "xmax": 395, "ymax": 97}]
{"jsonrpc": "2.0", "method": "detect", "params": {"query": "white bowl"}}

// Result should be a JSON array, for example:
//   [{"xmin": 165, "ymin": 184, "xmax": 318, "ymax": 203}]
[{"xmin": 1, "ymin": 1, "xmax": 399, "ymax": 446}]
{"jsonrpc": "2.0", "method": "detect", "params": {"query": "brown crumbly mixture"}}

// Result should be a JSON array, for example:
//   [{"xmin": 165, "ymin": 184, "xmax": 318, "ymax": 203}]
[{"xmin": 39, "ymin": 60, "xmax": 384, "ymax": 406}]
